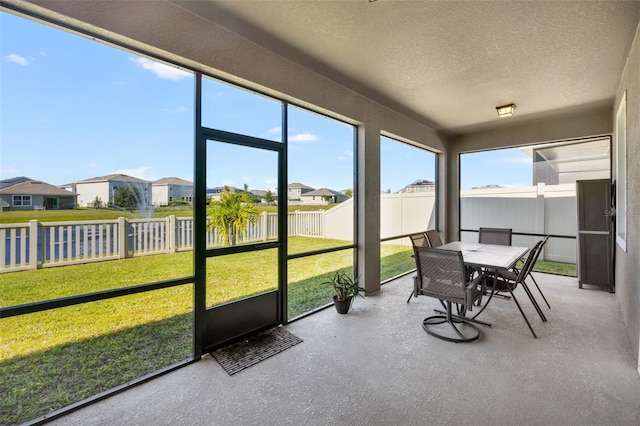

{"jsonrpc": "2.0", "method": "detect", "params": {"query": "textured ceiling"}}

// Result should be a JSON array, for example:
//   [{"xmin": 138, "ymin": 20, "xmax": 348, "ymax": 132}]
[{"xmin": 179, "ymin": 0, "xmax": 640, "ymax": 135}]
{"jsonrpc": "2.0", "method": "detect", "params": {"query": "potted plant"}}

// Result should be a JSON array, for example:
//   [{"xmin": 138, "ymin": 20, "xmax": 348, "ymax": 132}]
[{"xmin": 324, "ymin": 270, "xmax": 366, "ymax": 314}]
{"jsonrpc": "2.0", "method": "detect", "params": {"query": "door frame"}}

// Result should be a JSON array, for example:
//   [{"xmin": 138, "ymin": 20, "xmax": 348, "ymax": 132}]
[{"xmin": 193, "ymin": 77, "xmax": 287, "ymax": 356}]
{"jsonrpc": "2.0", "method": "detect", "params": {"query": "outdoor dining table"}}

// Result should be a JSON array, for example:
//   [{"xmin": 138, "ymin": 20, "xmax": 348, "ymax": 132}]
[
  {"xmin": 435, "ymin": 241, "xmax": 529, "ymax": 271},
  {"xmin": 432, "ymin": 241, "xmax": 541, "ymax": 327}
]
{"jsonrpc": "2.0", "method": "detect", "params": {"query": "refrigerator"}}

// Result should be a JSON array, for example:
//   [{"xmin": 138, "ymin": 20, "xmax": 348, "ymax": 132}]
[{"xmin": 576, "ymin": 179, "xmax": 614, "ymax": 292}]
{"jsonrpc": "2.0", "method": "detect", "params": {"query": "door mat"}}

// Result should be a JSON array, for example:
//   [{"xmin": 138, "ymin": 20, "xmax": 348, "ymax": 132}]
[{"xmin": 211, "ymin": 327, "xmax": 303, "ymax": 376}]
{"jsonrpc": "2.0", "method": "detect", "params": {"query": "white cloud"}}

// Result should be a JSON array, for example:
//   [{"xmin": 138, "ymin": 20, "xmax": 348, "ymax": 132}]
[
  {"xmin": 129, "ymin": 57, "xmax": 191, "ymax": 81},
  {"xmin": 3, "ymin": 54, "xmax": 28, "ymax": 66},
  {"xmin": 114, "ymin": 166, "xmax": 153, "ymax": 180},
  {"xmin": 289, "ymin": 133, "xmax": 318, "ymax": 143},
  {"xmin": 265, "ymin": 127, "xmax": 283, "ymax": 142},
  {"xmin": 337, "ymin": 150, "xmax": 353, "ymax": 160},
  {"xmin": 0, "ymin": 165, "xmax": 21, "ymax": 175},
  {"xmin": 493, "ymin": 156, "xmax": 532, "ymax": 165},
  {"xmin": 88, "ymin": 162, "xmax": 99, "ymax": 168},
  {"xmin": 161, "ymin": 106, "xmax": 188, "ymax": 113},
  {"xmin": 220, "ymin": 179, "xmax": 239, "ymax": 188}
]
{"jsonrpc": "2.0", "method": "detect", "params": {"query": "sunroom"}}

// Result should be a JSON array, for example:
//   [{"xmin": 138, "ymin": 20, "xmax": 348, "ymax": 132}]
[{"xmin": 1, "ymin": 1, "xmax": 639, "ymax": 425}]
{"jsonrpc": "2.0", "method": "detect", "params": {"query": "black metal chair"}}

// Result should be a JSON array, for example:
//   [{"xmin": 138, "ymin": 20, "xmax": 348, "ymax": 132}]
[
  {"xmin": 409, "ymin": 232, "xmax": 430, "ymax": 249},
  {"xmin": 475, "ymin": 227, "xmax": 513, "ymax": 292},
  {"xmin": 414, "ymin": 247, "xmax": 486, "ymax": 342},
  {"xmin": 425, "ymin": 229, "xmax": 443, "ymax": 247},
  {"xmin": 407, "ymin": 232, "xmax": 431, "ymax": 303},
  {"xmin": 472, "ymin": 241, "xmax": 544, "ymax": 338},
  {"xmin": 479, "ymin": 227, "xmax": 512, "ymax": 246},
  {"xmin": 521, "ymin": 235, "xmax": 551, "ymax": 309}
]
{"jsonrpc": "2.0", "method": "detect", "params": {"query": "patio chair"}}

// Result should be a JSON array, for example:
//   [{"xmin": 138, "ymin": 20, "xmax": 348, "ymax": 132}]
[
  {"xmin": 414, "ymin": 247, "xmax": 486, "ymax": 342},
  {"xmin": 476, "ymin": 227, "xmax": 513, "ymax": 290},
  {"xmin": 512, "ymin": 235, "xmax": 551, "ymax": 309},
  {"xmin": 409, "ymin": 232, "xmax": 430, "ymax": 248},
  {"xmin": 479, "ymin": 227, "xmax": 512, "ymax": 245},
  {"xmin": 407, "ymin": 232, "xmax": 431, "ymax": 303},
  {"xmin": 472, "ymin": 241, "xmax": 544, "ymax": 338},
  {"xmin": 425, "ymin": 229, "xmax": 443, "ymax": 247}
]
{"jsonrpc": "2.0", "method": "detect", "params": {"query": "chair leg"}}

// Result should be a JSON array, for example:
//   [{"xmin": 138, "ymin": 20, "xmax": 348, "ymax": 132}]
[
  {"xmin": 423, "ymin": 301, "xmax": 480, "ymax": 343},
  {"xmin": 407, "ymin": 276, "xmax": 418, "ymax": 303},
  {"xmin": 520, "ymin": 281, "xmax": 547, "ymax": 322},
  {"xmin": 435, "ymin": 308, "xmax": 492, "ymax": 327},
  {"xmin": 472, "ymin": 278, "xmax": 498, "ymax": 321},
  {"xmin": 505, "ymin": 284, "xmax": 537, "ymax": 338},
  {"xmin": 528, "ymin": 273, "xmax": 551, "ymax": 309}
]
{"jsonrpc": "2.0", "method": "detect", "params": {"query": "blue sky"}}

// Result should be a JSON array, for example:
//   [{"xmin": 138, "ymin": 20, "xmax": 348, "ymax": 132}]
[{"xmin": 1, "ymin": 11, "xmax": 532, "ymax": 193}]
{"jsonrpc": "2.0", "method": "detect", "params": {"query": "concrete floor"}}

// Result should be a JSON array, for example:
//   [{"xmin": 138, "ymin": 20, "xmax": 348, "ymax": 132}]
[{"xmin": 52, "ymin": 273, "xmax": 640, "ymax": 425}]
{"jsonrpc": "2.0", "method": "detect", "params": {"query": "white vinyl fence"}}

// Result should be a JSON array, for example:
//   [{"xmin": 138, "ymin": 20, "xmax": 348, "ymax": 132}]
[
  {"xmin": 1, "ymin": 185, "xmax": 578, "ymax": 273},
  {"xmin": 0, "ymin": 211, "xmax": 320, "ymax": 273},
  {"xmin": 460, "ymin": 183, "xmax": 577, "ymax": 263}
]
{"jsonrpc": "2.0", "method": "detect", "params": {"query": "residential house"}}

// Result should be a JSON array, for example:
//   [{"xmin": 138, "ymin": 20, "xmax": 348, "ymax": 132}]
[
  {"xmin": 300, "ymin": 188, "xmax": 348, "ymax": 205},
  {"xmin": 72, "ymin": 173, "xmax": 152, "ymax": 208},
  {"xmin": 0, "ymin": 177, "xmax": 78, "ymax": 210},
  {"xmin": 287, "ymin": 182, "xmax": 314, "ymax": 202},
  {"xmin": 248, "ymin": 189, "xmax": 276, "ymax": 204},
  {"xmin": 206, "ymin": 186, "xmax": 243, "ymax": 202},
  {"xmin": 398, "ymin": 179, "xmax": 435, "ymax": 193},
  {"xmin": 152, "ymin": 177, "xmax": 193, "ymax": 206}
]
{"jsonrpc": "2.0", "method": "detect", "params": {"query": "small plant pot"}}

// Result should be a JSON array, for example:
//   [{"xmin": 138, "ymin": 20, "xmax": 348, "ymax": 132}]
[{"xmin": 333, "ymin": 295, "xmax": 353, "ymax": 314}]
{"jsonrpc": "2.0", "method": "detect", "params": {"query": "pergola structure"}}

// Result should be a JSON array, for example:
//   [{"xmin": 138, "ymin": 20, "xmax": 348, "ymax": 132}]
[{"xmin": 2, "ymin": 0, "xmax": 639, "ymax": 421}]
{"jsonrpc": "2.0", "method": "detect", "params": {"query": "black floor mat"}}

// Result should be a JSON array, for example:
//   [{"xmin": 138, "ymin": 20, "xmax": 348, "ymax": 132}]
[{"xmin": 211, "ymin": 327, "xmax": 303, "ymax": 375}]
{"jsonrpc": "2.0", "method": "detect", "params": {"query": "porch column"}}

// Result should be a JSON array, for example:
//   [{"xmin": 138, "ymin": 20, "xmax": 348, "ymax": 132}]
[{"xmin": 358, "ymin": 125, "xmax": 381, "ymax": 293}]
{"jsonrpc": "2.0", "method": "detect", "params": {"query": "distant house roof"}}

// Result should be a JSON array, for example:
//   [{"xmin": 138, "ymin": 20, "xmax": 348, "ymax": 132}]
[
  {"xmin": 249, "ymin": 189, "xmax": 268, "ymax": 197},
  {"xmin": 76, "ymin": 173, "xmax": 148, "ymax": 184},
  {"xmin": 153, "ymin": 177, "xmax": 193, "ymax": 186},
  {"xmin": 0, "ymin": 179, "xmax": 78, "ymax": 196},
  {"xmin": 288, "ymin": 182, "xmax": 315, "ymax": 190},
  {"xmin": 302, "ymin": 188, "xmax": 343, "ymax": 197},
  {"xmin": 206, "ymin": 186, "xmax": 243, "ymax": 195},
  {"xmin": 0, "ymin": 176, "xmax": 35, "ymax": 189},
  {"xmin": 398, "ymin": 179, "xmax": 435, "ymax": 193},
  {"xmin": 406, "ymin": 179, "xmax": 435, "ymax": 187},
  {"xmin": 472, "ymin": 184, "xmax": 504, "ymax": 189}
]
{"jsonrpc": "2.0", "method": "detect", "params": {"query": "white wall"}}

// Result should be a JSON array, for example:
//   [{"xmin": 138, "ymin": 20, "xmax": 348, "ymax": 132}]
[
  {"xmin": 152, "ymin": 185, "xmax": 169, "ymax": 206},
  {"xmin": 76, "ymin": 182, "xmax": 108, "ymax": 207}
]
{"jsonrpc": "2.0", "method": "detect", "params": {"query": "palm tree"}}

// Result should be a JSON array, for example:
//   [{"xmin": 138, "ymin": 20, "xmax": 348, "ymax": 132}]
[{"xmin": 207, "ymin": 185, "xmax": 259, "ymax": 246}]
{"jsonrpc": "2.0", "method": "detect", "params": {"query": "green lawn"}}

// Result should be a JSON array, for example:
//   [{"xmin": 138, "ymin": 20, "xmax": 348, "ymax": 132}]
[{"xmin": 0, "ymin": 204, "xmax": 337, "ymax": 224}]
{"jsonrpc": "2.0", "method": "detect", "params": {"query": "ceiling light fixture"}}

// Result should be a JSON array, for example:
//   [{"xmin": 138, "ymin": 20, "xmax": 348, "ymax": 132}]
[{"xmin": 496, "ymin": 103, "xmax": 516, "ymax": 117}]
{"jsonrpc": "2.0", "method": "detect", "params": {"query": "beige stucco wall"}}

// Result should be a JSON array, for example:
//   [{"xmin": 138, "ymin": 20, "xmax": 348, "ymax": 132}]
[{"xmin": 613, "ymin": 20, "xmax": 640, "ymax": 369}]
